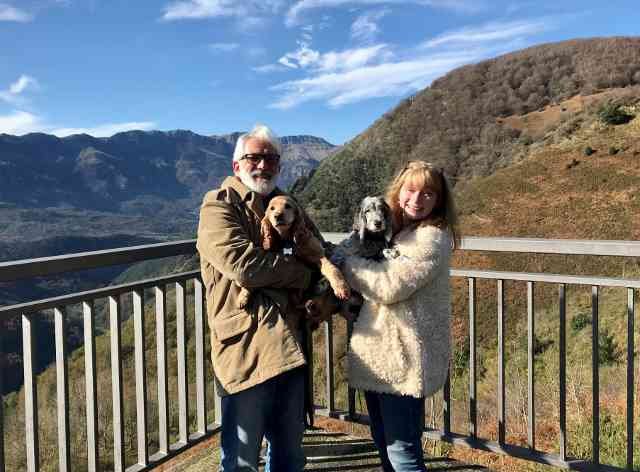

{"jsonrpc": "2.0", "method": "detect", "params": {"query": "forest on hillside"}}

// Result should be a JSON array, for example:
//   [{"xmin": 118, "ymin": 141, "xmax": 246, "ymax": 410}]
[{"xmin": 296, "ymin": 37, "xmax": 640, "ymax": 231}]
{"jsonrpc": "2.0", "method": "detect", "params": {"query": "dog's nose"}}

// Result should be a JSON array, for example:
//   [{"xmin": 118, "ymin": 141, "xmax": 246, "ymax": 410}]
[{"xmin": 374, "ymin": 221, "xmax": 383, "ymax": 229}]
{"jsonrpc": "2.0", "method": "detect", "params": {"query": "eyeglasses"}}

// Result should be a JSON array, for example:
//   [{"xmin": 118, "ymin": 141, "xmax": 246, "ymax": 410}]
[{"xmin": 240, "ymin": 153, "xmax": 281, "ymax": 166}]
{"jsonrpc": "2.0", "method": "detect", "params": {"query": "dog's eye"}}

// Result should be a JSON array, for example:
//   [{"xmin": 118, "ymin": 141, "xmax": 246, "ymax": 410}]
[
  {"xmin": 284, "ymin": 203, "xmax": 292, "ymax": 210},
  {"xmin": 270, "ymin": 206, "xmax": 275, "ymax": 211}
]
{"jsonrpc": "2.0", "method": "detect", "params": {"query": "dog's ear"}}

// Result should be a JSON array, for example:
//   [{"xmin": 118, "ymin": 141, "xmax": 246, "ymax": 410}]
[
  {"xmin": 261, "ymin": 215, "xmax": 278, "ymax": 250},
  {"xmin": 290, "ymin": 200, "xmax": 311, "ymax": 245},
  {"xmin": 353, "ymin": 201, "xmax": 366, "ymax": 242},
  {"xmin": 383, "ymin": 200, "xmax": 393, "ymax": 244}
]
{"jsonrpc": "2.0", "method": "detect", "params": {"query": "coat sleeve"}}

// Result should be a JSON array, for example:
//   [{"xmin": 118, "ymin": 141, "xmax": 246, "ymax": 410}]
[
  {"xmin": 196, "ymin": 193, "xmax": 311, "ymax": 290},
  {"xmin": 341, "ymin": 227, "xmax": 450, "ymax": 305}
]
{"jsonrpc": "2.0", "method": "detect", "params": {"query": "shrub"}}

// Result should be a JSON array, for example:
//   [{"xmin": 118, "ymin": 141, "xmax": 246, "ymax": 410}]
[
  {"xmin": 599, "ymin": 329, "xmax": 623, "ymax": 366},
  {"xmin": 571, "ymin": 312, "xmax": 591, "ymax": 332},
  {"xmin": 584, "ymin": 146, "xmax": 595, "ymax": 156},
  {"xmin": 453, "ymin": 342, "xmax": 469, "ymax": 378},
  {"xmin": 597, "ymin": 102, "xmax": 634, "ymax": 125}
]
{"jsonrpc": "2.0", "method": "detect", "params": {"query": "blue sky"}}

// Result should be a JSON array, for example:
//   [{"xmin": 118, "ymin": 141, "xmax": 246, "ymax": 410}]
[{"xmin": 0, "ymin": 0, "xmax": 638, "ymax": 145}]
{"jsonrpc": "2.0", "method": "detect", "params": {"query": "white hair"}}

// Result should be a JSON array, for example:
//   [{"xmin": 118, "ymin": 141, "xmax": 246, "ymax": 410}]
[{"xmin": 232, "ymin": 124, "xmax": 283, "ymax": 162}]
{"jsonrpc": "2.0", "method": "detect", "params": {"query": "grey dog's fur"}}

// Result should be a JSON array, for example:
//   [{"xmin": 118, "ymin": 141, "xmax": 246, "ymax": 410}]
[{"xmin": 332, "ymin": 196, "xmax": 394, "ymax": 263}]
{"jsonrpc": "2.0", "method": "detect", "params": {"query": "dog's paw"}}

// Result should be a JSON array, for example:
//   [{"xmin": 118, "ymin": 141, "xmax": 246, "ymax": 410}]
[
  {"xmin": 237, "ymin": 289, "xmax": 250, "ymax": 309},
  {"xmin": 331, "ymin": 279, "xmax": 351, "ymax": 300}
]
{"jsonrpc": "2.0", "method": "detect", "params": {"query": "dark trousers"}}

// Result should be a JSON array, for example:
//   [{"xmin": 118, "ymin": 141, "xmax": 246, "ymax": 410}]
[
  {"xmin": 219, "ymin": 367, "xmax": 306, "ymax": 472},
  {"xmin": 365, "ymin": 390, "xmax": 427, "ymax": 472}
]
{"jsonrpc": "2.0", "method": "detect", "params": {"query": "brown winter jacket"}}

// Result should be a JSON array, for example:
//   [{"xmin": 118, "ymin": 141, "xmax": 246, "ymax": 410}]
[{"xmin": 196, "ymin": 176, "xmax": 313, "ymax": 395}]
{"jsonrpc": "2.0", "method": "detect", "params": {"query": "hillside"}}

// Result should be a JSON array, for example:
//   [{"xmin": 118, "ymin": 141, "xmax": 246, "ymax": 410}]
[{"xmin": 295, "ymin": 37, "xmax": 640, "ymax": 231}]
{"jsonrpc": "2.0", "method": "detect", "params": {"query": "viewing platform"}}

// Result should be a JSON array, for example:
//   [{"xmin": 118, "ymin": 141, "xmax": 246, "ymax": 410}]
[{"xmin": 0, "ymin": 235, "xmax": 638, "ymax": 471}]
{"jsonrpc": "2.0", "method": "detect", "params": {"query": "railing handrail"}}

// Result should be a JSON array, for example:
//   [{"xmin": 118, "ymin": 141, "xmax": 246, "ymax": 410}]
[
  {"xmin": 0, "ymin": 240, "xmax": 197, "ymax": 283},
  {"xmin": 451, "ymin": 269, "xmax": 640, "ymax": 288},
  {"xmin": 459, "ymin": 236, "xmax": 640, "ymax": 256},
  {"xmin": 0, "ymin": 270, "xmax": 201, "ymax": 318},
  {"xmin": 2, "ymin": 236, "xmax": 639, "ymax": 284}
]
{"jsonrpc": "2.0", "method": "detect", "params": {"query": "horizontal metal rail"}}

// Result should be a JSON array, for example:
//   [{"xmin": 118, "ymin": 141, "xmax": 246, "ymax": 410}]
[
  {"xmin": 0, "ymin": 240, "xmax": 196, "ymax": 282},
  {"xmin": 0, "ymin": 270, "xmax": 200, "ymax": 318},
  {"xmin": 451, "ymin": 269, "xmax": 640, "ymax": 288},
  {"xmin": 460, "ymin": 237, "xmax": 640, "ymax": 257},
  {"xmin": 1, "ymin": 236, "xmax": 638, "ymax": 284}
]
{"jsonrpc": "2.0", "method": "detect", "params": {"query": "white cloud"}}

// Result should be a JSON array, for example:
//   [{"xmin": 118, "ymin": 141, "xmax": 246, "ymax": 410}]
[
  {"xmin": 9, "ymin": 75, "xmax": 38, "ymax": 94},
  {"xmin": 285, "ymin": 0, "xmax": 480, "ymax": 27},
  {"xmin": 161, "ymin": 0, "xmax": 283, "ymax": 21},
  {"xmin": 0, "ymin": 75, "xmax": 39, "ymax": 106},
  {"xmin": 421, "ymin": 19, "xmax": 549, "ymax": 48},
  {"xmin": 0, "ymin": 3, "xmax": 33, "ymax": 22},
  {"xmin": 350, "ymin": 8, "xmax": 390, "ymax": 43},
  {"xmin": 267, "ymin": 14, "xmax": 556, "ymax": 109},
  {"xmin": 277, "ymin": 42, "xmax": 391, "ymax": 72},
  {"xmin": 208, "ymin": 42, "xmax": 239, "ymax": 52},
  {"xmin": 50, "ymin": 121, "xmax": 157, "ymax": 137},
  {"xmin": 0, "ymin": 110, "xmax": 157, "ymax": 137},
  {"xmin": 253, "ymin": 63, "xmax": 287, "ymax": 73},
  {"xmin": 270, "ymin": 50, "xmax": 479, "ymax": 109},
  {"xmin": 278, "ymin": 41, "xmax": 321, "ymax": 69},
  {"xmin": 0, "ymin": 111, "xmax": 43, "ymax": 135}
]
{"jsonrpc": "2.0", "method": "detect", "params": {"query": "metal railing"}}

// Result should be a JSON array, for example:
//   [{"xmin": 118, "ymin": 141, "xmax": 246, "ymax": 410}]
[
  {"xmin": 0, "ymin": 236, "xmax": 638, "ymax": 471},
  {"xmin": 318, "ymin": 237, "xmax": 639, "ymax": 472},
  {"xmin": 0, "ymin": 241, "xmax": 221, "ymax": 472}
]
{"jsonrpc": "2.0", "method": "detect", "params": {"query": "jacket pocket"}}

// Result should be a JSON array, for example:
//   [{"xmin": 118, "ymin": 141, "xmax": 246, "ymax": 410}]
[{"xmin": 214, "ymin": 309, "xmax": 253, "ymax": 342}]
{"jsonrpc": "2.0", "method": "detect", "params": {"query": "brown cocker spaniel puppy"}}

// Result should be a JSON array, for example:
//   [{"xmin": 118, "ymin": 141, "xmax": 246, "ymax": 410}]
[{"xmin": 236, "ymin": 195, "xmax": 351, "ymax": 309}]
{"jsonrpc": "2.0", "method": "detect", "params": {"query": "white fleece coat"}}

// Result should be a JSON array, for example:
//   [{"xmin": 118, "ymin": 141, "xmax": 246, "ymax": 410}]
[{"xmin": 342, "ymin": 224, "xmax": 451, "ymax": 399}]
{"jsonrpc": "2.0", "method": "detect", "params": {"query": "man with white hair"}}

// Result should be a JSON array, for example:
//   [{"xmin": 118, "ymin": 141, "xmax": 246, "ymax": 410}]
[{"xmin": 197, "ymin": 124, "xmax": 311, "ymax": 471}]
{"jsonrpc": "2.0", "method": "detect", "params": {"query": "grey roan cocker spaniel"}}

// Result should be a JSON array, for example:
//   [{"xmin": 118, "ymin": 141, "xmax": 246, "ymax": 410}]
[{"xmin": 304, "ymin": 196, "xmax": 396, "ymax": 327}]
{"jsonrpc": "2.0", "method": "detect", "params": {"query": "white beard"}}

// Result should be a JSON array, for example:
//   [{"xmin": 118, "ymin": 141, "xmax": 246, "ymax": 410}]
[{"xmin": 237, "ymin": 168, "xmax": 278, "ymax": 196}]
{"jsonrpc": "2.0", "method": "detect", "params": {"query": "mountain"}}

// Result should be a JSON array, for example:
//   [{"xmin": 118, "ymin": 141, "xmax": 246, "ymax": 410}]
[
  {"xmin": 295, "ymin": 37, "xmax": 640, "ymax": 231},
  {"xmin": 0, "ymin": 130, "xmax": 337, "ymax": 216}
]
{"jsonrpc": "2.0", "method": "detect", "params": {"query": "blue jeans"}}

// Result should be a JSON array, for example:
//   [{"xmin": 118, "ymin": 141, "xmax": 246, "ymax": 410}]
[
  {"xmin": 219, "ymin": 367, "xmax": 306, "ymax": 472},
  {"xmin": 365, "ymin": 391, "xmax": 427, "ymax": 472}
]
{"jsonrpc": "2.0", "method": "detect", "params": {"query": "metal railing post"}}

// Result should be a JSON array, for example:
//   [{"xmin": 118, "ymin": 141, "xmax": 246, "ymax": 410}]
[
  {"xmin": 155, "ymin": 285, "xmax": 169, "ymax": 455},
  {"xmin": 54, "ymin": 307, "xmax": 70, "ymax": 472},
  {"xmin": 133, "ymin": 289, "xmax": 149, "ymax": 466},
  {"xmin": 83, "ymin": 300, "xmax": 99, "ymax": 472},
  {"xmin": 592, "ymin": 286, "xmax": 600, "ymax": 465},
  {"xmin": 558, "ymin": 285, "xmax": 567, "ymax": 461},
  {"xmin": 109, "ymin": 296, "xmax": 125, "ymax": 472},
  {"xmin": 527, "ymin": 282, "xmax": 535, "ymax": 450},
  {"xmin": 497, "ymin": 280, "xmax": 506, "ymax": 445},
  {"xmin": 176, "ymin": 281, "xmax": 189, "ymax": 444},
  {"xmin": 22, "ymin": 313, "xmax": 39, "ymax": 472},
  {"xmin": 194, "ymin": 278, "xmax": 207, "ymax": 434},
  {"xmin": 324, "ymin": 318, "xmax": 335, "ymax": 415},
  {"xmin": 468, "ymin": 278, "xmax": 477, "ymax": 438},
  {"xmin": 627, "ymin": 288, "xmax": 635, "ymax": 471}
]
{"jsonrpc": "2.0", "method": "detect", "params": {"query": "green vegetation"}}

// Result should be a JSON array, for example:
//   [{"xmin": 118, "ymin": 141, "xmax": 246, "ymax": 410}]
[
  {"xmin": 598, "ymin": 102, "xmax": 635, "ymax": 125},
  {"xmin": 571, "ymin": 312, "xmax": 591, "ymax": 332}
]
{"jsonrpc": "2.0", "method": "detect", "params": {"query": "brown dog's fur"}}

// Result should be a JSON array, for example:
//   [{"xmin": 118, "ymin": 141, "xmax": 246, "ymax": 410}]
[{"xmin": 237, "ymin": 196, "xmax": 350, "ymax": 310}]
